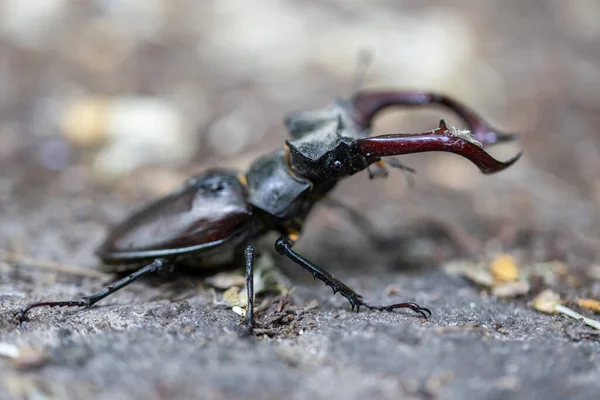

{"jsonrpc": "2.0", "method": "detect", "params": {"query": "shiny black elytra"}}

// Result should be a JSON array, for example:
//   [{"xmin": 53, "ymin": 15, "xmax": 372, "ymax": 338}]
[{"xmin": 19, "ymin": 90, "xmax": 522, "ymax": 327}]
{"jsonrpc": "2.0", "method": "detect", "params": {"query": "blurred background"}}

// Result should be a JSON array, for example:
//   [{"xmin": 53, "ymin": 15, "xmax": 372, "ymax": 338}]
[{"xmin": 1, "ymin": 0, "xmax": 599, "ymax": 283}]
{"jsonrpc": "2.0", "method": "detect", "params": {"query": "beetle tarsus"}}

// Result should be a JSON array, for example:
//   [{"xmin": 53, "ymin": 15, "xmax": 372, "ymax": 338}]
[
  {"xmin": 274, "ymin": 235, "xmax": 430, "ymax": 319},
  {"xmin": 361, "ymin": 301, "xmax": 432, "ymax": 320},
  {"xmin": 18, "ymin": 258, "xmax": 170, "ymax": 323}
]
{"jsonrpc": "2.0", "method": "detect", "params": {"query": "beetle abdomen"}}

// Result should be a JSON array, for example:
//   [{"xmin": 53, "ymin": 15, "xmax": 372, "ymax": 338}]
[{"xmin": 97, "ymin": 170, "xmax": 253, "ymax": 263}]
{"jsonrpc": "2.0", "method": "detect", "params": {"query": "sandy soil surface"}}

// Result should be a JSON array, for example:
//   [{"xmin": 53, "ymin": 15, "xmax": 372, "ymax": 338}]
[{"xmin": 1, "ymin": 1, "xmax": 600, "ymax": 399}]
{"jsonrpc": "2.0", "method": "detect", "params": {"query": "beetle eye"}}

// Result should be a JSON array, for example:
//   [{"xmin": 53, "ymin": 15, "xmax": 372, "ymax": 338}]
[
  {"xmin": 209, "ymin": 182, "xmax": 224, "ymax": 192},
  {"xmin": 332, "ymin": 160, "xmax": 343, "ymax": 170}
]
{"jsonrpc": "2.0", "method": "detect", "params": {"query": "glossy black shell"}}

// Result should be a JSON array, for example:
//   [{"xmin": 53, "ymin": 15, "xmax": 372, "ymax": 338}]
[
  {"xmin": 97, "ymin": 169, "xmax": 253, "ymax": 265},
  {"xmin": 246, "ymin": 150, "xmax": 311, "ymax": 218}
]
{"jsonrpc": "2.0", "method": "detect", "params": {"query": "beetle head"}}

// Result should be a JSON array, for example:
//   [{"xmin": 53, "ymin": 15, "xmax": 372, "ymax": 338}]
[{"xmin": 286, "ymin": 117, "xmax": 369, "ymax": 182}]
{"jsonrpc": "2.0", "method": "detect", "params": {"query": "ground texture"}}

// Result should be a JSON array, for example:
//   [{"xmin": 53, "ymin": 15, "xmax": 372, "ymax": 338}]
[{"xmin": 1, "ymin": 1, "xmax": 600, "ymax": 399}]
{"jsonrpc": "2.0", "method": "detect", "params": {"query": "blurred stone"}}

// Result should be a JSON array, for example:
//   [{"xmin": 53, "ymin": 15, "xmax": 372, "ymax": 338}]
[
  {"xmin": 92, "ymin": 97, "xmax": 194, "ymax": 181},
  {"xmin": 96, "ymin": 0, "xmax": 166, "ymax": 41},
  {"xmin": 61, "ymin": 97, "xmax": 111, "ymax": 147},
  {"xmin": 204, "ymin": 1, "xmax": 308, "ymax": 78},
  {"xmin": 588, "ymin": 265, "xmax": 600, "ymax": 281},
  {"xmin": 73, "ymin": 18, "xmax": 133, "ymax": 74},
  {"xmin": 492, "ymin": 280, "xmax": 530, "ymax": 298},
  {"xmin": 0, "ymin": 0, "xmax": 67, "ymax": 49},
  {"xmin": 312, "ymin": 9, "xmax": 475, "ymax": 88},
  {"xmin": 207, "ymin": 100, "xmax": 267, "ymax": 157},
  {"xmin": 116, "ymin": 167, "xmax": 187, "ymax": 198}
]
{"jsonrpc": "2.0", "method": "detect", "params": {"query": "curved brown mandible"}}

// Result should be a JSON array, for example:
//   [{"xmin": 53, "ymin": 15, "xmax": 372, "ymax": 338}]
[
  {"xmin": 356, "ymin": 120, "xmax": 522, "ymax": 174},
  {"xmin": 351, "ymin": 91, "xmax": 517, "ymax": 146}
]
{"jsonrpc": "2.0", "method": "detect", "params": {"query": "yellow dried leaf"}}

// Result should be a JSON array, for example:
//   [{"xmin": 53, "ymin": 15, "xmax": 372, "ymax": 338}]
[
  {"xmin": 489, "ymin": 254, "xmax": 519, "ymax": 283},
  {"xmin": 577, "ymin": 298, "xmax": 600, "ymax": 313}
]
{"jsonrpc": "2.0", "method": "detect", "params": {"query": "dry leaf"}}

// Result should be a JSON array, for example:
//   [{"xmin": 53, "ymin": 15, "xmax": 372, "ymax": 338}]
[
  {"xmin": 492, "ymin": 280, "xmax": 530, "ymax": 298},
  {"xmin": 531, "ymin": 289, "xmax": 561, "ymax": 314},
  {"xmin": 489, "ymin": 254, "xmax": 519, "ymax": 283},
  {"xmin": 577, "ymin": 298, "xmax": 600, "ymax": 313},
  {"xmin": 462, "ymin": 265, "xmax": 494, "ymax": 287},
  {"xmin": 205, "ymin": 272, "xmax": 246, "ymax": 290}
]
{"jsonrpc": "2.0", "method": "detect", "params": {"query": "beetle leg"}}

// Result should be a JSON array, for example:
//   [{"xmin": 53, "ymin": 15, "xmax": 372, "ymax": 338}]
[
  {"xmin": 244, "ymin": 245, "xmax": 257, "ymax": 327},
  {"xmin": 321, "ymin": 198, "xmax": 390, "ymax": 249},
  {"xmin": 384, "ymin": 157, "xmax": 416, "ymax": 174},
  {"xmin": 17, "ymin": 258, "xmax": 170, "ymax": 323},
  {"xmin": 274, "ymin": 236, "xmax": 430, "ymax": 320},
  {"xmin": 382, "ymin": 157, "xmax": 416, "ymax": 187},
  {"xmin": 351, "ymin": 90, "xmax": 517, "ymax": 146}
]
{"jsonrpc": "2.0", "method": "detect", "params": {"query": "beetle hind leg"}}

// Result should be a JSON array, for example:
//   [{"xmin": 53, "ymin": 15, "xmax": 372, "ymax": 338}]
[
  {"xmin": 274, "ymin": 236, "xmax": 430, "ymax": 320},
  {"xmin": 17, "ymin": 258, "xmax": 170, "ymax": 323}
]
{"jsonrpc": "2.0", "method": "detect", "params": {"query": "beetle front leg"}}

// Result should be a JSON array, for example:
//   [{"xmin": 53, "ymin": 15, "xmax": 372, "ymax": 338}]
[{"xmin": 274, "ymin": 236, "xmax": 431, "ymax": 319}]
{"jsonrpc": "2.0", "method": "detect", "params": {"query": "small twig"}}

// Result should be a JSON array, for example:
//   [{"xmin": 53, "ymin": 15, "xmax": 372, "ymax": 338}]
[
  {"xmin": 555, "ymin": 304, "xmax": 600, "ymax": 330},
  {"xmin": 0, "ymin": 249, "xmax": 110, "ymax": 279}
]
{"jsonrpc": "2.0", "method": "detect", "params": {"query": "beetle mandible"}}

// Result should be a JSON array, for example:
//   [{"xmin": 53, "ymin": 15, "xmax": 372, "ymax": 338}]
[{"xmin": 18, "ymin": 90, "xmax": 521, "ymax": 327}]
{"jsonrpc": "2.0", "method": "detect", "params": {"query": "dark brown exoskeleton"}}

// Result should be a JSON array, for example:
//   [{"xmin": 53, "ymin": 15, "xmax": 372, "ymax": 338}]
[{"xmin": 18, "ymin": 91, "xmax": 521, "ymax": 327}]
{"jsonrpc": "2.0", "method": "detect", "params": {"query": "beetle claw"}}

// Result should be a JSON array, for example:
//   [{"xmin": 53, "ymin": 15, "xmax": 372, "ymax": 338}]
[{"xmin": 360, "ymin": 300, "xmax": 432, "ymax": 320}]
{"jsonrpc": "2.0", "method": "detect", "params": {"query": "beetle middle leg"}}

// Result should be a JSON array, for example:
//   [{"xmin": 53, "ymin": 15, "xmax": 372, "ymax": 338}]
[
  {"xmin": 322, "ymin": 197, "xmax": 391, "ymax": 249},
  {"xmin": 244, "ymin": 245, "xmax": 257, "ymax": 327},
  {"xmin": 274, "ymin": 236, "xmax": 431, "ymax": 319},
  {"xmin": 18, "ymin": 257, "xmax": 171, "ymax": 323}
]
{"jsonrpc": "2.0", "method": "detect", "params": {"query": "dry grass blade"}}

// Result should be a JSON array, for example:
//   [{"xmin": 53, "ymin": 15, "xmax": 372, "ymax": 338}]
[{"xmin": 0, "ymin": 249, "xmax": 110, "ymax": 279}]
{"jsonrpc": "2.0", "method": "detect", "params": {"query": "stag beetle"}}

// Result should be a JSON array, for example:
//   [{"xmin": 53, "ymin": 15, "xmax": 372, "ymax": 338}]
[{"xmin": 19, "ymin": 90, "xmax": 521, "ymax": 327}]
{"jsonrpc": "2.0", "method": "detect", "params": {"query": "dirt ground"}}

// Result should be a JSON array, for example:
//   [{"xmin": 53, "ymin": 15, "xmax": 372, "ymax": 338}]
[{"xmin": 1, "ymin": 2, "xmax": 600, "ymax": 399}]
